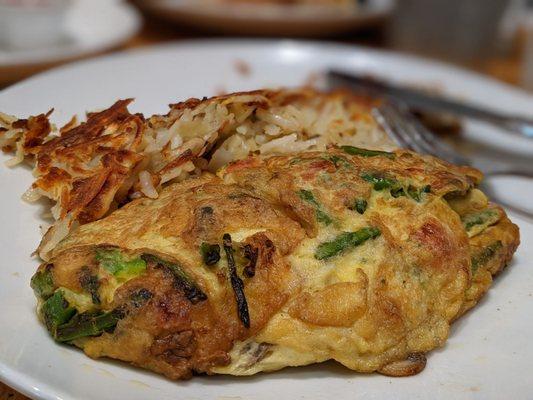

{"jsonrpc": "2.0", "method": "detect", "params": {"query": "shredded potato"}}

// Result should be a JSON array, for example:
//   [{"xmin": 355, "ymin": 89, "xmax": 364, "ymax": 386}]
[{"xmin": 0, "ymin": 88, "xmax": 395, "ymax": 259}]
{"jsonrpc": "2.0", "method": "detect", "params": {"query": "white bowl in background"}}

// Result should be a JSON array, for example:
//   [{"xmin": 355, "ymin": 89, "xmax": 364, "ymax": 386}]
[{"xmin": 0, "ymin": 0, "xmax": 71, "ymax": 50}]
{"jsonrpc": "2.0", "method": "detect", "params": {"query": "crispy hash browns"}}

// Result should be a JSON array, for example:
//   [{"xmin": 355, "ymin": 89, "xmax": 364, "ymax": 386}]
[{"xmin": 0, "ymin": 89, "xmax": 393, "ymax": 260}]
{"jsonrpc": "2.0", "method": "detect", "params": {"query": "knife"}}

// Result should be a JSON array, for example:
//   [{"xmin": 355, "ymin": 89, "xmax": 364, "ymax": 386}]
[{"xmin": 327, "ymin": 69, "xmax": 533, "ymax": 139}]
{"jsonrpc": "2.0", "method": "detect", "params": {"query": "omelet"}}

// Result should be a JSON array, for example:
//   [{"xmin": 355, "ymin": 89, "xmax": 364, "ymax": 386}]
[{"xmin": 30, "ymin": 146, "xmax": 519, "ymax": 379}]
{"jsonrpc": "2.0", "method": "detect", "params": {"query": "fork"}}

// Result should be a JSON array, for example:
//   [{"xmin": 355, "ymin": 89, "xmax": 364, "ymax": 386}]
[{"xmin": 373, "ymin": 102, "xmax": 533, "ymax": 220}]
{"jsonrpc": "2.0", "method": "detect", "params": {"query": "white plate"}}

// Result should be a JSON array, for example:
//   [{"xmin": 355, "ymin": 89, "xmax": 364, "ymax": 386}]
[
  {"xmin": 0, "ymin": 40, "xmax": 532, "ymax": 400},
  {"xmin": 136, "ymin": 0, "xmax": 393, "ymax": 36},
  {"xmin": 0, "ymin": 0, "xmax": 141, "ymax": 67}
]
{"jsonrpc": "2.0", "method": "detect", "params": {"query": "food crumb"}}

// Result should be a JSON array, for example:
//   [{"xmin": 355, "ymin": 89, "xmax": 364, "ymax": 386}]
[
  {"xmin": 303, "ymin": 71, "xmax": 323, "ymax": 88},
  {"xmin": 214, "ymin": 86, "xmax": 227, "ymax": 96},
  {"xmin": 129, "ymin": 380, "xmax": 150, "ymax": 388},
  {"xmin": 234, "ymin": 59, "xmax": 251, "ymax": 77}
]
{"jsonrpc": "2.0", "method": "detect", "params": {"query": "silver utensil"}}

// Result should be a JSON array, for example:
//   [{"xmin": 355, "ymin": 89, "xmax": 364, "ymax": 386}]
[
  {"xmin": 327, "ymin": 69, "xmax": 533, "ymax": 139},
  {"xmin": 374, "ymin": 101, "xmax": 533, "ymax": 220}
]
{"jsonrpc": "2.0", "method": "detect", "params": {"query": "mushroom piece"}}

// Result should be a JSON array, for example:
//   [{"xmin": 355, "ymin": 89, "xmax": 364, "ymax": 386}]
[{"xmin": 378, "ymin": 353, "xmax": 427, "ymax": 377}]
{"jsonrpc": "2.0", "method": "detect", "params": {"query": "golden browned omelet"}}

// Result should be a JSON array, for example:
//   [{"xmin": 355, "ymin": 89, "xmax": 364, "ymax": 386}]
[{"xmin": 30, "ymin": 146, "xmax": 519, "ymax": 380}]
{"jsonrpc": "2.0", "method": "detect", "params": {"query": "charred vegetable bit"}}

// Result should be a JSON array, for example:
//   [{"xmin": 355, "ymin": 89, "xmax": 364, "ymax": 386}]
[
  {"xmin": 349, "ymin": 198, "xmax": 368, "ymax": 214},
  {"xmin": 200, "ymin": 243, "xmax": 221, "ymax": 266},
  {"xmin": 79, "ymin": 267, "xmax": 100, "ymax": 305},
  {"xmin": 41, "ymin": 291, "xmax": 76, "ymax": 334},
  {"xmin": 407, "ymin": 185, "xmax": 420, "ymax": 201},
  {"xmin": 341, "ymin": 145, "xmax": 395, "ymax": 159},
  {"xmin": 407, "ymin": 185, "xmax": 431, "ymax": 202},
  {"xmin": 471, "ymin": 241, "xmax": 503, "ymax": 274},
  {"xmin": 55, "ymin": 308, "xmax": 125, "ymax": 343},
  {"xmin": 31, "ymin": 265, "xmax": 55, "ymax": 299},
  {"xmin": 390, "ymin": 186, "xmax": 406, "ymax": 198},
  {"xmin": 130, "ymin": 288, "xmax": 153, "ymax": 308},
  {"xmin": 95, "ymin": 249, "xmax": 146, "ymax": 280},
  {"xmin": 322, "ymin": 154, "xmax": 351, "ymax": 169},
  {"xmin": 142, "ymin": 254, "xmax": 207, "ymax": 304},
  {"xmin": 223, "ymin": 234, "xmax": 250, "ymax": 328},
  {"xmin": 297, "ymin": 189, "xmax": 333, "ymax": 225},
  {"xmin": 200, "ymin": 206, "xmax": 213, "ymax": 216},
  {"xmin": 315, "ymin": 227, "xmax": 381, "ymax": 260},
  {"xmin": 289, "ymin": 157, "xmax": 305, "ymax": 165},
  {"xmin": 242, "ymin": 244, "xmax": 259, "ymax": 278},
  {"xmin": 462, "ymin": 209, "xmax": 500, "ymax": 231},
  {"xmin": 361, "ymin": 173, "xmax": 397, "ymax": 191}
]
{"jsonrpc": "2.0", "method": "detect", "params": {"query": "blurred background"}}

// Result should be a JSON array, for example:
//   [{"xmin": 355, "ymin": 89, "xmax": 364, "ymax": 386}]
[{"xmin": 1, "ymin": 0, "xmax": 533, "ymax": 90}]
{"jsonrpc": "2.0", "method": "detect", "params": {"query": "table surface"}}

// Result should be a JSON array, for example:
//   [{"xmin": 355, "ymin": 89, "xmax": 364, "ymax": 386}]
[{"xmin": 0, "ymin": 9, "xmax": 529, "ymax": 400}]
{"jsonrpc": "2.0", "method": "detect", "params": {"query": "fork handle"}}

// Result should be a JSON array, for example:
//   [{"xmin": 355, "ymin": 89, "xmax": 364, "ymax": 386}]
[
  {"xmin": 328, "ymin": 70, "xmax": 533, "ymax": 139},
  {"xmin": 470, "ymin": 158, "xmax": 533, "ymax": 179}
]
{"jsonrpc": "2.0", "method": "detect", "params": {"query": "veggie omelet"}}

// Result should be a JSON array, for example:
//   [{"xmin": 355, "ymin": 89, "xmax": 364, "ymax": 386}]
[{"xmin": 31, "ymin": 146, "xmax": 519, "ymax": 379}]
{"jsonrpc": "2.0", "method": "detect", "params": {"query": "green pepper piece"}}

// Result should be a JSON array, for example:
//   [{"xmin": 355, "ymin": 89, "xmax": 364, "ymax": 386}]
[
  {"xmin": 315, "ymin": 227, "xmax": 381, "ymax": 260},
  {"xmin": 55, "ymin": 308, "xmax": 125, "ymax": 343},
  {"xmin": 322, "ymin": 154, "xmax": 352, "ymax": 168},
  {"xmin": 471, "ymin": 241, "xmax": 503, "ymax": 274},
  {"xmin": 200, "ymin": 243, "xmax": 221, "ymax": 266},
  {"xmin": 361, "ymin": 173, "xmax": 397, "ymax": 190},
  {"xmin": 31, "ymin": 265, "xmax": 55, "ymax": 299},
  {"xmin": 341, "ymin": 146, "xmax": 395, "ymax": 159},
  {"xmin": 462, "ymin": 209, "xmax": 500, "ymax": 231},
  {"xmin": 142, "ymin": 254, "xmax": 207, "ymax": 304},
  {"xmin": 390, "ymin": 186, "xmax": 406, "ymax": 198},
  {"xmin": 223, "ymin": 233, "xmax": 250, "ymax": 328},
  {"xmin": 297, "ymin": 189, "xmax": 333, "ymax": 225},
  {"xmin": 130, "ymin": 288, "xmax": 153, "ymax": 308},
  {"xmin": 41, "ymin": 291, "xmax": 77, "ymax": 334},
  {"xmin": 79, "ymin": 267, "xmax": 101, "ymax": 305},
  {"xmin": 349, "ymin": 198, "xmax": 368, "ymax": 214},
  {"xmin": 407, "ymin": 185, "xmax": 421, "ymax": 202},
  {"xmin": 95, "ymin": 248, "xmax": 146, "ymax": 280}
]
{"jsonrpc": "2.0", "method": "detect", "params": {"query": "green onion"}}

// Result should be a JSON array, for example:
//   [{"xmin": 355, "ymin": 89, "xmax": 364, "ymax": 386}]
[
  {"xmin": 322, "ymin": 154, "xmax": 351, "ymax": 168},
  {"xmin": 407, "ymin": 185, "xmax": 421, "ymax": 201},
  {"xmin": 55, "ymin": 308, "xmax": 125, "ymax": 343},
  {"xmin": 130, "ymin": 288, "xmax": 153, "ymax": 308},
  {"xmin": 297, "ymin": 189, "xmax": 333, "ymax": 225},
  {"xmin": 31, "ymin": 265, "xmax": 55, "ymax": 299},
  {"xmin": 390, "ymin": 186, "xmax": 406, "ymax": 198},
  {"xmin": 95, "ymin": 248, "xmax": 146, "ymax": 280},
  {"xmin": 341, "ymin": 146, "xmax": 395, "ymax": 159},
  {"xmin": 142, "ymin": 254, "xmax": 207, "ymax": 304},
  {"xmin": 462, "ymin": 209, "xmax": 500, "ymax": 231},
  {"xmin": 200, "ymin": 243, "xmax": 221, "ymax": 266},
  {"xmin": 79, "ymin": 267, "xmax": 100, "ymax": 305},
  {"xmin": 349, "ymin": 198, "xmax": 368, "ymax": 214},
  {"xmin": 315, "ymin": 227, "xmax": 381, "ymax": 260},
  {"xmin": 41, "ymin": 291, "xmax": 77, "ymax": 334},
  {"xmin": 289, "ymin": 157, "xmax": 305, "ymax": 165},
  {"xmin": 471, "ymin": 241, "xmax": 503, "ymax": 274},
  {"xmin": 361, "ymin": 173, "xmax": 397, "ymax": 190},
  {"xmin": 223, "ymin": 234, "xmax": 250, "ymax": 328}
]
